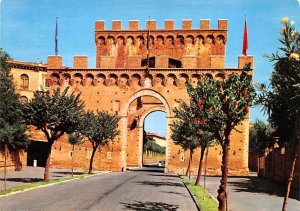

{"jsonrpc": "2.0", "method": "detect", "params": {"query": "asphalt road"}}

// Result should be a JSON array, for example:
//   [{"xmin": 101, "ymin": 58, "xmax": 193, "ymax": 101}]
[
  {"xmin": 0, "ymin": 167, "xmax": 197, "ymax": 211},
  {"xmin": 201, "ymin": 174, "xmax": 300, "ymax": 211}
]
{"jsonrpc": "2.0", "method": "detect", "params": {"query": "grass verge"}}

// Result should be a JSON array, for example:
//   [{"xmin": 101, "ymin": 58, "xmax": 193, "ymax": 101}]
[
  {"xmin": 183, "ymin": 177, "xmax": 218, "ymax": 211},
  {"xmin": 0, "ymin": 172, "xmax": 104, "ymax": 196}
]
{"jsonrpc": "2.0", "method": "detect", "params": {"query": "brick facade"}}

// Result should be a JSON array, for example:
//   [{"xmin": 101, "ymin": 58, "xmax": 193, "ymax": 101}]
[{"xmin": 7, "ymin": 19, "xmax": 253, "ymax": 176}]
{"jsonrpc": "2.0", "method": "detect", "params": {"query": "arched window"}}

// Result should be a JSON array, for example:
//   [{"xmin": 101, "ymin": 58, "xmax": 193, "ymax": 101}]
[
  {"xmin": 20, "ymin": 74, "xmax": 29, "ymax": 90},
  {"xmin": 19, "ymin": 96, "xmax": 28, "ymax": 103}
]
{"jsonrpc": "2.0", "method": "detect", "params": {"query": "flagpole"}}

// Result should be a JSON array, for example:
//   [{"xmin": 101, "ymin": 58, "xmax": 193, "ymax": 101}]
[
  {"xmin": 146, "ymin": 16, "xmax": 150, "ymax": 72},
  {"xmin": 55, "ymin": 17, "xmax": 58, "ymax": 56}
]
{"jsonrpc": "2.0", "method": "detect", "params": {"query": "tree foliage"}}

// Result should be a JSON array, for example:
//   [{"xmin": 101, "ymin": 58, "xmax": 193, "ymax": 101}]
[
  {"xmin": 80, "ymin": 110, "xmax": 119, "ymax": 173},
  {"xmin": 257, "ymin": 17, "xmax": 300, "ymax": 211},
  {"xmin": 187, "ymin": 66, "xmax": 256, "ymax": 211},
  {"xmin": 173, "ymin": 91, "xmax": 215, "ymax": 183},
  {"xmin": 144, "ymin": 139, "xmax": 165, "ymax": 154},
  {"xmin": 0, "ymin": 49, "xmax": 28, "ymax": 150},
  {"xmin": 22, "ymin": 87, "xmax": 84, "ymax": 181},
  {"xmin": 68, "ymin": 132, "xmax": 84, "ymax": 146},
  {"xmin": 173, "ymin": 101, "xmax": 214, "ymax": 150},
  {"xmin": 258, "ymin": 18, "xmax": 300, "ymax": 146},
  {"xmin": 249, "ymin": 119, "xmax": 274, "ymax": 153},
  {"xmin": 171, "ymin": 120, "xmax": 199, "ymax": 152},
  {"xmin": 187, "ymin": 67, "xmax": 255, "ymax": 145},
  {"xmin": 22, "ymin": 88, "xmax": 84, "ymax": 142},
  {"xmin": 171, "ymin": 119, "xmax": 199, "ymax": 177}
]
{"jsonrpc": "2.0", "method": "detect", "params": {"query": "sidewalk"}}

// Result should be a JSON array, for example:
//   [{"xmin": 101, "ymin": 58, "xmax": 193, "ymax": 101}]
[
  {"xmin": 0, "ymin": 166, "xmax": 87, "ymax": 190},
  {"xmin": 198, "ymin": 172, "xmax": 300, "ymax": 211}
]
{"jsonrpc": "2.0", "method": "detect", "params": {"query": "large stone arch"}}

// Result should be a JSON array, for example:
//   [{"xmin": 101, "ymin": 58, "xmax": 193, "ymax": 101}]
[
  {"xmin": 120, "ymin": 89, "xmax": 172, "ymax": 171},
  {"xmin": 121, "ymin": 89, "xmax": 171, "ymax": 117}
]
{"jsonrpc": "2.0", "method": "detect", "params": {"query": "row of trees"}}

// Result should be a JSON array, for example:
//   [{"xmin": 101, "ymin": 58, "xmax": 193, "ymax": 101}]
[
  {"xmin": 22, "ymin": 89, "xmax": 119, "ymax": 181},
  {"xmin": 171, "ymin": 17, "xmax": 299, "ymax": 211},
  {"xmin": 143, "ymin": 134, "xmax": 166, "ymax": 154},
  {"xmin": 0, "ymin": 49, "xmax": 119, "ymax": 183},
  {"xmin": 171, "ymin": 64, "xmax": 256, "ymax": 211}
]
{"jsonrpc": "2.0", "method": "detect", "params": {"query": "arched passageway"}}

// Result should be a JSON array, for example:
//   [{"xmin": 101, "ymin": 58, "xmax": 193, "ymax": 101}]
[{"xmin": 121, "ymin": 89, "xmax": 171, "ymax": 171}]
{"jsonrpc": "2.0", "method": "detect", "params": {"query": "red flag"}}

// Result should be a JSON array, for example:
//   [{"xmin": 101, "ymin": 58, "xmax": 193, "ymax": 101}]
[{"xmin": 242, "ymin": 17, "xmax": 248, "ymax": 56}]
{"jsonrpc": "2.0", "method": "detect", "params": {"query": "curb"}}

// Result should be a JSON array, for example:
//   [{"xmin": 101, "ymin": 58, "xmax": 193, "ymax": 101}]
[
  {"xmin": 182, "ymin": 180, "xmax": 201, "ymax": 211},
  {"xmin": 205, "ymin": 187, "xmax": 218, "ymax": 203},
  {"xmin": 0, "ymin": 171, "xmax": 111, "ymax": 198},
  {"xmin": 178, "ymin": 174, "xmax": 201, "ymax": 211}
]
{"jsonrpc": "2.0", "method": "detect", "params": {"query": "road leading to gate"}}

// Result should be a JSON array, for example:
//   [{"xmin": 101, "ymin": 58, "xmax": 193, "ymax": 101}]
[{"xmin": 0, "ymin": 167, "xmax": 197, "ymax": 211}]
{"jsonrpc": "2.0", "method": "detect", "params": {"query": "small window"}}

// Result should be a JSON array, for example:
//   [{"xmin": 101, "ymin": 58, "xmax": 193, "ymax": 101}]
[
  {"xmin": 20, "ymin": 74, "xmax": 29, "ymax": 90},
  {"xmin": 45, "ymin": 79, "xmax": 52, "ymax": 88},
  {"xmin": 19, "ymin": 96, "xmax": 28, "ymax": 103}
]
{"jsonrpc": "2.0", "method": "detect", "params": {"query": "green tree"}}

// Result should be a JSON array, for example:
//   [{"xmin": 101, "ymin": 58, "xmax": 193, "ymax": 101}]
[
  {"xmin": 258, "ymin": 17, "xmax": 300, "ymax": 211},
  {"xmin": 171, "ymin": 120, "xmax": 198, "ymax": 177},
  {"xmin": 22, "ymin": 87, "xmax": 84, "ymax": 181},
  {"xmin": 0, "ymin": 49, "xmax": 28, "ymax": 189},
  {"xmin": 249, "ymin": 119, "xmax": 274, "ymax": 154},
  {"xmin": 187, "ymin": 66, "xmax": 256, "ymax": 211},
  {"xmin": 67, "ymin": 132, "xmax": 84, "ymax": 177},
  {"xmin": 81, "ymin": 110, "xmax": 119, "ymax": 174},
  {"xmin": 172, "ymin": 101, "xmax": 214, "ymax": 184},
  {"xmin": 144, "ymin": 140, "xmax": 165, "ymax": 154}
]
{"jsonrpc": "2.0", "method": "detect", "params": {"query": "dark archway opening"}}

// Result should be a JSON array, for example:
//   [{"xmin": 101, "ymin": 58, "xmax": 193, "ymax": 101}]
[{"xmin": 27, "ymin": 141, "xmax": 48, "ymax": 167}]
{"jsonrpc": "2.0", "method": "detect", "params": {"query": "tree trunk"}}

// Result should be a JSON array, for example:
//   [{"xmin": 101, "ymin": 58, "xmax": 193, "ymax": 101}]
[
  {"xmin": 195, "ymin": 146, "xmax": 205, "ymax": 186},
  {"xmin": 44, "ymin": 141, "xmax": 54, "ymax": 182},
  {"xmin": 88, "ymin": 146, "xmax": 98, "ymax": 174},
  {"xmin": 99, "ymin": 148, "xmax": 102, "ymax": 171},
  {"xmin": 4, "ymin": 143, "xmax": 7, "ymax": 190},
  {"xmin": 71, "ymin": 144, "xmax": 75, "ymax": 178},
  {"xmin": 217, "ymin": 138, "xmax": 230, "ymax": 211},
  {"xmin": 204, "ymin": 148, "xmax": 209, "ymax": 190},
  {"xmin": 282, "ymin": 115, "xmax": 299, "ymax": 211},
  {"xmin": 186, "ymin": 149, "xmax": 193, "ymax": 176}
]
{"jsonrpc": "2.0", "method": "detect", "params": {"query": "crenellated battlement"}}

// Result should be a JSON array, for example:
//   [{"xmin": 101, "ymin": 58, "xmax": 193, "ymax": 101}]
[
  {"xmin": 95, "ymin": 19, "xmax": 228, "ymax": 69},
  {"xmin": 95, "ymin": 19, "xmax": 228, "ymax": 31}
]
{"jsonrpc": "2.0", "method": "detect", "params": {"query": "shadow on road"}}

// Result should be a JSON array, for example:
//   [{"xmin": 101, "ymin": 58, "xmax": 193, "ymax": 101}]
[
  {"xmin": 136, "ymin": 181, "xmax": 184, "ymax": 187},
  {"xmin": 120, "ymin": 200, "xmax": 179, "ymax": 210},
  {"xmin": 51, "ymin": 171, "xmax": 86, "ymax": 176},
  {"xmin": 148, "ymin": 174, "xmax": 179, "ymax": 178},
  {"xmin": 0, "ymin": 178, "xmax": 43, "ymax": 183},
  {"xmin": 160, "ymin": 191, "xmax": 190, "ymax": 198},
  {"xmin": 227, "ymin": 176, "xmax": 300, "ymax": 201},
  {"xmin": 128, "ymin": 167, "xmax": 165, "ymax": 173}
]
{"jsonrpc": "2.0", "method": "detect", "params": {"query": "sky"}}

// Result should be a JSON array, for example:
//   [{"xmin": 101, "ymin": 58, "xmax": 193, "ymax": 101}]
[{"xmin": 1, "ymin": 0, "xmax": 300, "ymax": 137}]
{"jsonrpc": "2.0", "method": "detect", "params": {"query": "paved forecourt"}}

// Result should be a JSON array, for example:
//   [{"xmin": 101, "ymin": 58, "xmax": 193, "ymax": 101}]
[
  {"xmin": 0, "ymin": 167, "xmax": 197, "ymax": 211},
  {"xmin": 200, "ymin": 173, "xmax": 300, "ymax": 211}
]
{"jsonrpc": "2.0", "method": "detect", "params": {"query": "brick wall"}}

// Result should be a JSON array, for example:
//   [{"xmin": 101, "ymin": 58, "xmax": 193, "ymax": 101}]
[{"xmin": 257, "ymin": 146, "xmax": 300, "ymax": 189}]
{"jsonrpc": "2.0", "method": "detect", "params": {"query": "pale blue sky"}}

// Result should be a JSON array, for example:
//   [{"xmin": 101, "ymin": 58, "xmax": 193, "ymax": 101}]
[{"xmin": 1, "ymin": 0, "xmax": 300, "ymax": 136}]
